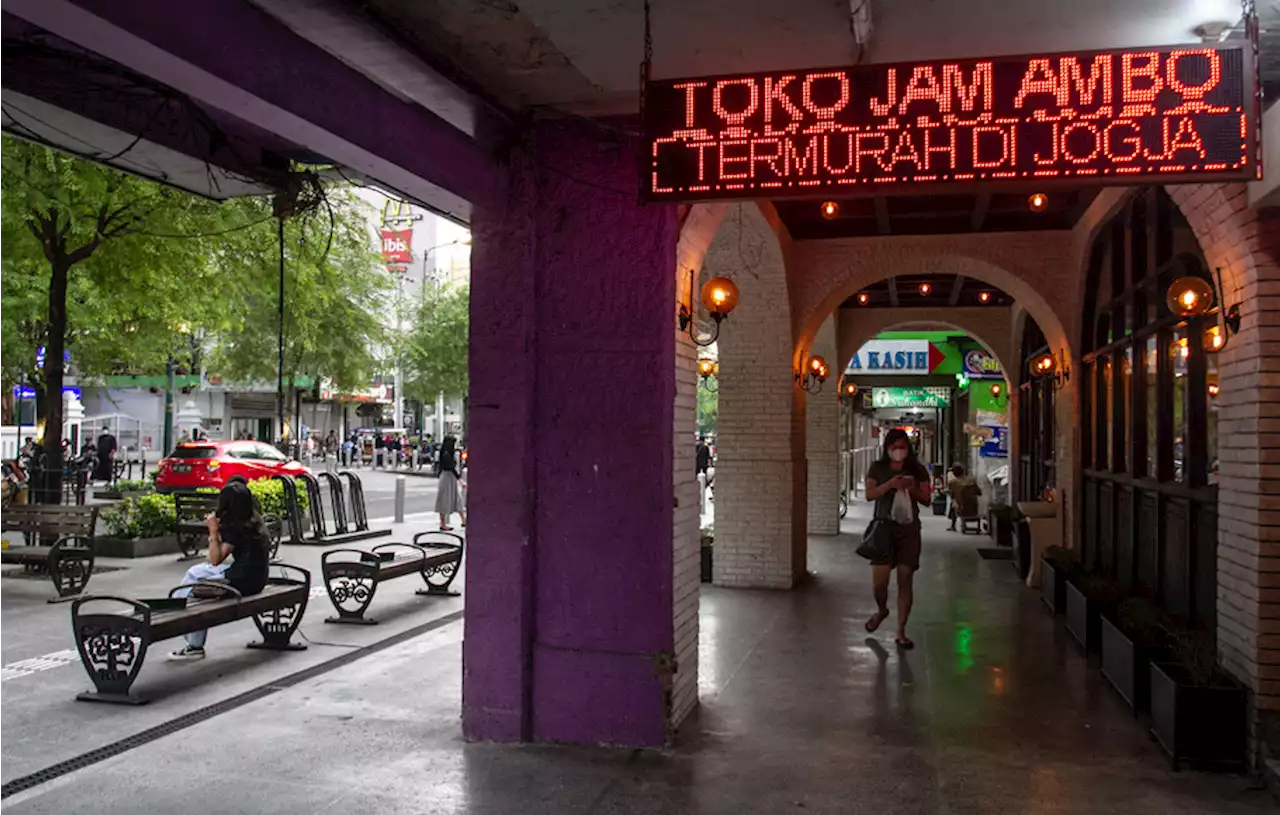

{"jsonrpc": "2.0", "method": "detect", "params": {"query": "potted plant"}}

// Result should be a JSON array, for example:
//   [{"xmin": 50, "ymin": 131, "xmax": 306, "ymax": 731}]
[
  {"xmin": 1039, "ymin": 546, "xmax": 1076, "ymax": 615},
  {"xmin": 97, "ymin": 493, "xmax": 179, "ymax": 557},
  {"xmin": 700, "ymin": 525, "xmax": 714, "ymax": 583},
  {"xmin": 1100, "ymin": 597, "xmax": 1165, "ymax": 714},
  {"xmin": 987, "ymin": 502, "xmax": 1013, "ymax": 548},
  {"xmin": 1149, "ymin": 625, "xmax": 1247, "ymax": 770},
  {"xmin": 1065, "ymin": 571, "xmax": 1124, "ymax": 653}
]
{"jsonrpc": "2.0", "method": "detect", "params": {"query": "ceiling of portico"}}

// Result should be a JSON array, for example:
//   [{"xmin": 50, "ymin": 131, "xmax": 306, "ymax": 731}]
[{"xmin": 354, "ymin": 0, "xmax": 1265, "ymax": 115}]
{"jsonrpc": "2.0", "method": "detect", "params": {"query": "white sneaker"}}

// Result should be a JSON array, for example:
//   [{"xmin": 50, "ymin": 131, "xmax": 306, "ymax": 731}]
[{"xmin": 168, "ymin": 645, "xmax": 205, "ymax": 661}]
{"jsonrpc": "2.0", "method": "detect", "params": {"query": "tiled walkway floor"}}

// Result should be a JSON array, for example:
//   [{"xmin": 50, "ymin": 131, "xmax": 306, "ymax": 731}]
[{"xmin": 3, "ymin": 509, "xmax": 1271, "ymax": 813}]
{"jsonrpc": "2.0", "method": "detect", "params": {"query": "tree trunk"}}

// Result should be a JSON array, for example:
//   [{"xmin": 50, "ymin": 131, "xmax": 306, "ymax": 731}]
[{"xmin": 39, "ymin": 259, "xmax": 70, "ymax": 504}]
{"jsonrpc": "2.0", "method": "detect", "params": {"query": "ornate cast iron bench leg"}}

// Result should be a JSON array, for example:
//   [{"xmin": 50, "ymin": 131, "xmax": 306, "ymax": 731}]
[
  {"xmin": 175, "ymin": 527, "xmax": 204, "ymax": 562},
  {"xmin": 321, "ymin": 550, "xmax": 381, "ymax": 625},
  {"xmin": 48, "ymin": 536, "xmax": 95, "ymax": 603},
  {"xmin": 72, "ymin": 596, "xmax": 152, "ymax": 705},
  {"xmin": 248, "ymin": 564, "xmax": 310, "ymax": 650},
  {"xmin": 412, "ymin": 532, "xmax": 464, "ymax": 597},
  {"xmin": 264, "ymin": 516, "xmax": 283, "ymax": 562}
]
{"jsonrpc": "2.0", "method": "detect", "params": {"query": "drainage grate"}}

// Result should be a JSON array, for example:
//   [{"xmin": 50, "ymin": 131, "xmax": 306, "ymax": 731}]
[{"xmin": 0, "ymin": 609, "xmax": 463, "ymax": 799}]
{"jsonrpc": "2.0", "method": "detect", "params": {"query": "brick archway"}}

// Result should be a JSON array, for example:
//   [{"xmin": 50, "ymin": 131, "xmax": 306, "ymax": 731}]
[{"xmin": 788, "ymin": 233, "xmax": 1077, "ymax": 372}]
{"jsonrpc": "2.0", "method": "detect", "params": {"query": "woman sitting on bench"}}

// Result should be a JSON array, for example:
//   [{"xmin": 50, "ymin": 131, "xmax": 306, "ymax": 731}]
[{"xmin": 169, "ymin": 482, "xmax": 271, "ymax": 661}]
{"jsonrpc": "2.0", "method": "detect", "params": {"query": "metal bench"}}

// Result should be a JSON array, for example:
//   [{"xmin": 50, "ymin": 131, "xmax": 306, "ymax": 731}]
[
  {"xmin": 1, "ymin": 505, "xmax": 99, "ymax": 601},
  {"xmin": 173, "ymin": 492, "xmax": 219, "ymax": 561},
  {"xmin": 174, "ymin": 491, "xmax": 282, "ymax": 562},
  {"xmin": 321, "ymin": 532, "xmax": 464, "ymax": 625},
  {"xmin": 70, "ymin": 564, "xmax": 311, "ymax": 704}
]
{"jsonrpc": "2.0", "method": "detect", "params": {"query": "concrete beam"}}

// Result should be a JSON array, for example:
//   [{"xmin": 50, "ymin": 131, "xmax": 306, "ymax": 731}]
[{"xmin": 7, "ymin": 0, "xmax": 497, "ymax": 220}]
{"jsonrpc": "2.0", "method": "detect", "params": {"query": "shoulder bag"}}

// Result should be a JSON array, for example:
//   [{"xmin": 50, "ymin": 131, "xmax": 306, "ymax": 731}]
[{"xmin": 856, "ymin": 494, "xmax": 894, "ymax": 561}]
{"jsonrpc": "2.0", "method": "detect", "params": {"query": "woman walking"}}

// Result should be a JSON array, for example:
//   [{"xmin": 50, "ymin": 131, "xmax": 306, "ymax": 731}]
[
  {"xmin": 435, "ymin": 436, "xmax": 465, "ymax": 531},
  {"xmin": 863, "ymin": 428, "xmax": 932, "ymax": 649}
]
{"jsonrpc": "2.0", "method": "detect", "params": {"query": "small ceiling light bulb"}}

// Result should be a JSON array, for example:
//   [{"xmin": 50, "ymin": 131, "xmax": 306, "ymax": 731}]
[
  {"xmin": 820, "ymin": 200, "xmax": 839, "ymax": 219},
  {"xmin": 1028, "ymin": 192, "xmax": 1048, "ymax": 212},
  {"xmin": 918, "ymin": 282, "xmax": 932, "ymax": 295},
  {"xmin": 978, "ymin": 291, "xmax": 991, "ymax": 303},
  {"xmin": 857, "ymin": 292, "xmax": 870, "ymax": 305}
]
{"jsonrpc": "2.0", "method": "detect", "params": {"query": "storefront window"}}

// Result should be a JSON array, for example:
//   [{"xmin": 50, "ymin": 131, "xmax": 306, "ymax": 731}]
[
  {"xmin": 1101, "ymin": 356, "xmax": 1114, "ymax": 471},
  {"xmin": 1121, "ymin": 348, "xmax": 1132, "ymax": 472},
  {"xmin": 1146, "ymin": 337, "xmax": 1158, "ymax": 478},
  {"xmin": 1172, "ymin": 329, "xmax": 1188, "ymax": 483},
  {"xmin": 1207, "ymin": 350, "xmax": 1219, "ymax": 485}
]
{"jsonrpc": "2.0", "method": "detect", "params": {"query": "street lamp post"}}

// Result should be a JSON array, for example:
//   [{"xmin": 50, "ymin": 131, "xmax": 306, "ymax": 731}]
[{"xmin": 418, "ymin": 238, "xmax": 471, "ymax": 299}]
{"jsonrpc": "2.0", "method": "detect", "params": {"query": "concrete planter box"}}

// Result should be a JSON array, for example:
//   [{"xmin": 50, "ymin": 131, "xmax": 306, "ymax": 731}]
[
  {"xmin": 1039, "ymin": 557, "xmax": 1066, "ymax": 615},
  {"xmin": 94, "ymin": 535, "xmax": 179, "ymax": 559},
  {"xmin": 1065, "ymin": 580, "xmax": 1103, "ymax": 653},
  {"xmin": 1100, "ymin": 614, "xmax": 1162, "ymax": 715},
  {"xmin": 1149, "ymin": 661, "xmax": 1246, "ymax": 771}
]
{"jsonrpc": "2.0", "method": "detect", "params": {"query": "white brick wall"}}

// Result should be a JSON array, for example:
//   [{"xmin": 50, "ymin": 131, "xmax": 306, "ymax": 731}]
[
  {"xmin": 807, "ymin": 317, "xmax": 840, "ymax": 535},
  {"xmin": 1166, "ymin": 183, "xmax": 1280, "ymax": 720},
  {"xmin": 711, "ymin": 203, "xmax": 806, "ymax": 588},
  {"xmin": 669, "ymin": 203, "xmax": 727, "ymax": 731}
]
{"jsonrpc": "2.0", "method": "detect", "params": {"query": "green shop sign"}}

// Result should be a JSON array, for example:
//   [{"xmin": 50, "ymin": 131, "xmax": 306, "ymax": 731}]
[{"xmin": 871, "ymin": 386, "xmax": 951, "ymax": 408}]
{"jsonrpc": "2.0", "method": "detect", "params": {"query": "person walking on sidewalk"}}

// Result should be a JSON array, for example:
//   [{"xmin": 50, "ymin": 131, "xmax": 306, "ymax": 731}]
[
  {"xmin": 169, "ymin": 482, "xmax": 271, "ymax": 661},
  {"xmin": 434, "ymin": 436, "xmax": 464, "ymax": 531},
  {"xmin": 862, "ymin": 428, "xmax": 931, "ymax": 650}
]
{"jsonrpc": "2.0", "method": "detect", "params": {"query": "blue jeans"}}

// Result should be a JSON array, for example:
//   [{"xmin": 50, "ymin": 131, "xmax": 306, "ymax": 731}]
[{"xmin": 174, "ymin": 562, "xmax": 230, "ymax": 648}]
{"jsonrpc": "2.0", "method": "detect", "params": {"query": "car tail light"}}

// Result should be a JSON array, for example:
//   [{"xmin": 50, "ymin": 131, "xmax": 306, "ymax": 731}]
[{"xmin": 206, "ymin": 461, "xmax": 220, "ymax": 470}]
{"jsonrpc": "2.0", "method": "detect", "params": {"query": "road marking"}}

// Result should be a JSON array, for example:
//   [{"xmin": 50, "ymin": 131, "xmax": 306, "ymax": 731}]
[{"xmin": 0, "ymin": 649, "xmax": 80, "ymax": 682}]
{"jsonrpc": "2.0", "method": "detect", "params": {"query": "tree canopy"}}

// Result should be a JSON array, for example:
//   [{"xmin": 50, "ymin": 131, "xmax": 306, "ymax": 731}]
[
  {"xmin": 402, "ymin": 283, "xmax": 469, "ymax": 402},
  {"xmin": 1, "ymin": 135, "xmax": 395, "ymax": 497}
]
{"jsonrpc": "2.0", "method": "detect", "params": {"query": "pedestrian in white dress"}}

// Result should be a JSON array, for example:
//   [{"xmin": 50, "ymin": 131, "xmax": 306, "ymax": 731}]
[{"xmin": 434, "ymin": 436, "xmax": 464, "ymax": 530}]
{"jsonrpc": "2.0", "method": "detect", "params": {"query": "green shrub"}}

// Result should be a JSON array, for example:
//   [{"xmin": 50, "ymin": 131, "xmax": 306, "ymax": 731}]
[
  {"xmin": 115, "ymin": 478, "xmax": 154, "ymax": 494},
  {"xmin": 102, "ymin": 477, "xmax": 310, "ymax": 539},
  {"xmin": 248, "ymin": 477, "xmax": 309, "ymax": 517},
  {"xmin": 101, "ymin": 493, "xmax": 177, "ymax": 539}
]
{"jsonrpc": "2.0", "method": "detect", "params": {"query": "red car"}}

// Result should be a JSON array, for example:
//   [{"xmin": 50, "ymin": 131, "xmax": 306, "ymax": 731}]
[{"xmin": 155, "ymin": 441, "xmax": 309, "ymax": 492}]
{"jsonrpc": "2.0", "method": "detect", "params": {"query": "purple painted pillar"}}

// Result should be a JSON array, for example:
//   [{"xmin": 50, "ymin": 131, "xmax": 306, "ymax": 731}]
[{"xmin": 465, "ymin": 119, "xmax": 678, "ymax": 747}]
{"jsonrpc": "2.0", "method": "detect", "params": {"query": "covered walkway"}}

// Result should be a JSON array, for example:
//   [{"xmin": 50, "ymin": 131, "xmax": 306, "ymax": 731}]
[{"xmin": 4, "ymin": 509, "xmax": 1265, "ymax": 814}]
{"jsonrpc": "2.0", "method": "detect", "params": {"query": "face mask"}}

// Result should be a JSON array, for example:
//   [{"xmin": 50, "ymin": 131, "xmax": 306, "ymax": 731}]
[{"xmin": 889, "ymin": 449, "xmax": 908, "ymax": 462}]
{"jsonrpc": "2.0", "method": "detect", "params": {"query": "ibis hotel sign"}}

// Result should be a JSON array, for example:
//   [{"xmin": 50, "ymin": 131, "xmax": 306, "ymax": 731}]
[{"xmin": 643, "ymin": 44, "xmax": 1257, "ymax": 201}]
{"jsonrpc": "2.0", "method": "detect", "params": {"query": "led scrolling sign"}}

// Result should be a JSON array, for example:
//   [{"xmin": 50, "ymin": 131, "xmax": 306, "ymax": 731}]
[{"xmin": 643, "ymin": 44, "xmax": 1258, "ymax": 202}]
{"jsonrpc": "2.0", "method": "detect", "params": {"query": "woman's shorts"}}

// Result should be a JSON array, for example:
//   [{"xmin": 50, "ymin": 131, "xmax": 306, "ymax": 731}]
[{"xmin": 869, "ymin": 521, "xmax": 922, "ymax": 570}]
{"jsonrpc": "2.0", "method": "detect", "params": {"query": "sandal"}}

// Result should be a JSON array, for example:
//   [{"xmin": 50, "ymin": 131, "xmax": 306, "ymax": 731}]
[
  {"xmin": 865, "ymin": 610, "xmax": 889, "ymax": 633},
  {"xmin": 895, "ymin": 636, "xmax": 915, "ymax": 650}
]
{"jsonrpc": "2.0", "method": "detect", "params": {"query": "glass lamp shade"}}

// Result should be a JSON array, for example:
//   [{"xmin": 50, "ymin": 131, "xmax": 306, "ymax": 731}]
[
  {"xmin": 1166, "ymin": 276, "xmax": 1213, "ymax": 317},
  {"xmin": 701, "ymin": 277, "xmax": 739, "ymax": 317}
]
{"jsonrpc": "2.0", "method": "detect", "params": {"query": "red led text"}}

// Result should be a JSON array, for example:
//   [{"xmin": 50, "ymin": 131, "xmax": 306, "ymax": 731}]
[{"xmin": 644, "ymin": 45, "xmax": 1255, "ymax": 201}]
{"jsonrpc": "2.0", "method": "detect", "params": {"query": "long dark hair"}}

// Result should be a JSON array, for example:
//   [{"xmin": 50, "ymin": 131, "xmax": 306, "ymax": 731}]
[
  {"xmin": 439, "ymin": 436, "xmax": 458, "ymax": 473},
  {"xmin": 877, "ymin": 428, "xmax": 919, "ymax": 467},
  {"xmin": 217, "ymin": 481, "xmax": 269, "ymax": 547}
]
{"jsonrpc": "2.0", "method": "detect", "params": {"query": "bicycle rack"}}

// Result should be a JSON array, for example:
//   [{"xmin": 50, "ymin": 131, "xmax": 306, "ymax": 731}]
[
  {"xmin": 319, "ymin": 472, "xmax": 349, "ymax": 535},
  {"xmin": 280, "ymin": 470, "xmax": 388, "ymax": 546},
  {"xmin": 295, "ymin": 472, "xmax": 327, "ymax": 540},
  {"xmin": 270, "ymin": 474, "xmax": 305, "ymax": 544},
  {"xmin": 339, "ymin": 471, "xmax": 370, "ymax": 531}
]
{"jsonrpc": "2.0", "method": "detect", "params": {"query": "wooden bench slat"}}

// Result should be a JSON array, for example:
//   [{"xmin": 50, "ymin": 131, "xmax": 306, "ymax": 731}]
[
  {"xmin": 147, "ymin": 584, "xmax": 308, "ymax": 641},
  {"xmin": 1, "ymin": 547, "xmax": 59, "ymax": 567}
]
